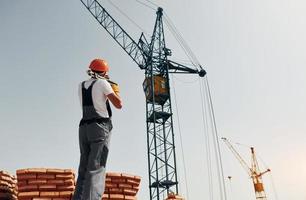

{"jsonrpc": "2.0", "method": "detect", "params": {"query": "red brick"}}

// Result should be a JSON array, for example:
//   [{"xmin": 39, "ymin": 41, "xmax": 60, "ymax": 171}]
[
  {"xmin": 55, "ymin": 174, "xmax": 74, "ymax": 179},
  {"xmin": 118, "ymin": 183, "xmax": 133, "ymax": 189},
  {"xmin": 106, "ymin": 172, "xmax": 122, "ymax": 178},
  {"xmin": 120, "ymin": 174, "xmax": 135, "ymax": 179},
  {"xmin": 18, "ymin": 185, "xmax": 38, "ymax": 192},
  {"xmin": 19, "ymin": 191, "xmax": 40, "ymax": 198},
  {"xmin": 16, "ymin": 197, "xmax": 31, "ymax": 200},
  {"xmin": 167, "ymin": 193, "xmax": 176, "ymax": 198},
  {"xmin": 33, "ymin": 198, "xmax": 52, "ymax": 200},
  {"xmin": 28, "ymin": 179, "xmax": 47, "ymax": 185},
  {"xmin": 111, "ymin": 178, "xmax": 127, "ymax": 184},
  {"xmin": 17, "ymin": 180, "xmax": 28, "ymax": 187},
  {"xmin": 47, "ymin": 180, "xmax": 65, "ymax": 185},
  {"xmin": 27, "ymin": 168, "xmax": 47, "ymax": 174},
  {"xmin": 40, "ymin": 192, "xmax": 59, "ymax": 198},
  {"xmin": 39, "ymin": 185, "xmax": 57, "ymax": 191},
  {"xmin": 56, "ymin": 185, "xmax": 75, "ymax": 191},
  {"xmin": 124, "ymin": 195, "xmax": 137, "ymax": 200},
  {"xmin": 37, "ymin": 175, "xmax": 55, "ymax": 180},
  {"xmin": 16, "ymin": 169, "xmax": 28, "ymax": 175},
  {"xmin": 46, "ymin": 169, "xmax": 65, "ymax": 174},
  {"xmin": 63, "ymin": 180, "xmax": 74, "ymax": 186},
  {"xmin": 107, "ymin": 188, "xmax": 123, "ymax": 194},
  {"xmin": 123, "ymin": 189, "xmax": 137, "ymax": 196},
  {"xmin": 53, "ymin": 198, "xmax": 70, "ymax": 200},
  {"xmin": 59, "ymin": 191, "xmax": 73, "ymax": 198},
  {"xmin": 64, "ymin": 169, "xmax": 75, "ymax": 174},
  {"xmin": 102, "ymin": 194, "xmax": 109, "ymax": 199},
  {"xmin": 126, "ymin": 179, "xmax": 140, "ymax": 186},
  {"xmin": 132, "ymin": 185, "xmax": 139, "ymax": 190},
  {"xmin": 133, "ymin": 176, "xmax": 141, "ymax": 182},
  {"xmin": 105, "ymin": 183, "xmax": 118, "ymax": 188},
  {"xmin": 18, "ymin": 174, "xmax": 37, "ymax": 180},
  {"xmin": 109, "ymin": 194, "xmax": 124, "ymax": 200}
]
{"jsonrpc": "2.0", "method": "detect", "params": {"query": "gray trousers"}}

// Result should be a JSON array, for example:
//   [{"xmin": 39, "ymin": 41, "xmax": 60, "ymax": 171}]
[{"xmin": 73, "ymin": 120, "xmax": 113, "ymax": 200}]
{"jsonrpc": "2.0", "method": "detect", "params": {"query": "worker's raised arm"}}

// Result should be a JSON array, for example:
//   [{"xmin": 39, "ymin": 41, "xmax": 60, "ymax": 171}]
[
  {"xmin": 107, "ymin": 80, "xmax": 122, "ymax": 109},
  {"xmin": 107, "ymin": 93, "xmax": 122, "ymax": 109}
]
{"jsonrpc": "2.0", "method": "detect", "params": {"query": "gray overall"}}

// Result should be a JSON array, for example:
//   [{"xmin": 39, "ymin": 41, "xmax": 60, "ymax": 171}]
[{"xmin": 73, "ymin": 80, "xmax": 113, "ymax": 200}]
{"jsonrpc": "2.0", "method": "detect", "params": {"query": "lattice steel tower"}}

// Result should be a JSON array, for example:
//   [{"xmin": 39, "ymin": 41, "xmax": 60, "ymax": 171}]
[{"xmin": 80, "ymin": 1, "xmax": 206, "ymax": 199}]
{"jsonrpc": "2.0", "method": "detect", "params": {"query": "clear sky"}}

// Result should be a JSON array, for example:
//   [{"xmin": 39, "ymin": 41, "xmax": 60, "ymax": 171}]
[{"xmin": 1, "ymin": 0, "xmax": 306, "ymax": 200}]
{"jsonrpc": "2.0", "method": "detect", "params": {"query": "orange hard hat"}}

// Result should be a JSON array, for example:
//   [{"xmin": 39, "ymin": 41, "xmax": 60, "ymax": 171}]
[{"xmin": 89, "ymin": 58, "xmax": 109, "ymax": 72}]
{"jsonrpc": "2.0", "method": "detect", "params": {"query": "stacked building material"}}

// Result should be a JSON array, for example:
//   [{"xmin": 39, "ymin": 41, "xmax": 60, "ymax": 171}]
[
  {"xmin": 165, "ymin": 193, "xmax": 184, "ymax": 200},
  {"xmin": 102, "ymin": 172, "xmax": 141, "ymax": 200},
  {"xmin": 0, "ymin": 171, "xmax": 18, "ymax": 200},
  {"xmin": 16, "ymin": 168, "xmax": 75, "ymax": 200}
]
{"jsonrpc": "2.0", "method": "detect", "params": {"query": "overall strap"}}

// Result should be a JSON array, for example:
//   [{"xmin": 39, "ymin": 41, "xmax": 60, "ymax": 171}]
[
  {"xmin": 81, "ymin": 80, "xmax": 97, "ymax": 106},
  {"xmin": 106, "ymin": 100, "xmax": 112, "ymax": 118}
]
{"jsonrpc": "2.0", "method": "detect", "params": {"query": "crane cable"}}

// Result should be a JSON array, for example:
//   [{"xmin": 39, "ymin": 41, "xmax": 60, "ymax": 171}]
[
  {"xmin": 164, "ymin": 14, "xmax": 200, "ymax": 66},
  {"xmin": 257, "ymin": 155, "xmax": 279, "ymax": 200},
  {"xmin": 107, "ymin": 0, "xmax": 204, "ymax": 73},
  {"xmin": 201, "ymin": 77, "xmax": 228, "ymax": 200},
  {"xmin": 133, "ymin": 0, "xmax": 201, "ymax": 68},
  {"xmin": 227, "ymin": 176, "xmax": 234, "ymax": 200},
  {"xmin": 104, "ymin": 0, "xmax": 150, "ymax": 36},
  {"xmin": 142, "ymin": 0, "xmax": 159, "ymax": 8},
  {"xmin": 164, "ymin": 9, "xmax": 228, "ymax": 199},
  {"xmin": 199, "ymin": 77, "xmax": 214, "ymax": 200},
  {"xmin": 163, "ymin": 16, "xmax": 197, "ymax": 67},
  {"xmin": 163, "ymin": 13, "xmax": 202, "ymax": 69},
  {"xmin": 105, "ymin": 0, "xmax": 203, "ymax": 72},
  {"xmin": 134, "ymin": 0, "xmax": 156, "ymax": 10},
  {"xmin": 171, "ymin": 75, "xmax": 190, "ymax": 200},
  {"xmin": 132, "ymin": 0, "xmax": 203, "ymax": 72},
  {"xmin": 268, "ymin": 172, "xmax": 279, "ymax": 200}
]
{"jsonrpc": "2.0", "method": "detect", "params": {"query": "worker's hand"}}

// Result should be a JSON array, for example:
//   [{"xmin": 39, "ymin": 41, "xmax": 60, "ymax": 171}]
[
  {"xmin": 104, "ymin": 74, "xmax": 110, "ymax": 80},
  {"xmin": 108, "ymin": 80, "xmax": 120, "ymax": 95}
]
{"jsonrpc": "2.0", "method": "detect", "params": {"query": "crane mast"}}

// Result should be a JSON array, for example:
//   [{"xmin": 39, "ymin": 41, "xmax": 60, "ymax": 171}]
[
  {"xmin": 80, "ymin": 1, "xmax": 206, "ymax": 200},
  {"xmin": 222, "ymin": 138, "xmax": 270, "ymax": 200}
]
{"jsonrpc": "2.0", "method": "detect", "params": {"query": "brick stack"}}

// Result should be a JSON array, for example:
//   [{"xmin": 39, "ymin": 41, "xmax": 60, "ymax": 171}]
[
  {"xmin": 103, "ymin": 172, "xmax": 141, "ymax": 200},
  {"xmin": 0, "ymin": 171, "xmax": 18, "ymax": 200},
  {"xmin": 166, "ymin": 193, "xmax": 184, "ymax": 200},
  {"xmin": 16, "ymin": 168, "xmax": 75, "ymax": 200}
]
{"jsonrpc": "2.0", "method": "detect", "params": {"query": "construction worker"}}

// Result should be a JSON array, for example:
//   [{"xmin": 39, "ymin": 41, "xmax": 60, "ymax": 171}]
[{"xmin": 73, "ymin": 58, "xmax": 122, "ymax": 200}]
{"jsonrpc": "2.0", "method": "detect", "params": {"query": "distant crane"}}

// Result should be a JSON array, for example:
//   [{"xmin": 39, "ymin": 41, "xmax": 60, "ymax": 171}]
[
  {"xmin": 80, "ymin": 1, "xmax": 206, "ymax": 200},
  {"xmin": 222, "ymin": 138, "xmax": 271, "ymax": 200}
]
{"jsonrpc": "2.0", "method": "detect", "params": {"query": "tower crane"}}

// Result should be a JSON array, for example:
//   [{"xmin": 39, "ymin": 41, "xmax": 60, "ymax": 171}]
[
  {"xmin": 80, "ymin": 1, "xmax": 206, "ymax": 200},
  {"xmin": 221, "ymin": 138, "xmax": 271, "ymax": 200}
]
